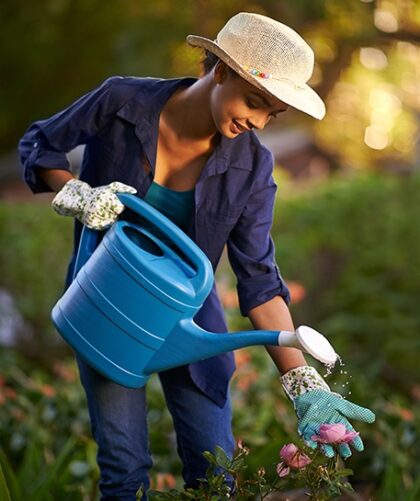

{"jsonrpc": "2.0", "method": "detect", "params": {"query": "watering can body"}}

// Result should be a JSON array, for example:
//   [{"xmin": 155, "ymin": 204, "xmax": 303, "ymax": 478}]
[
  {"xmin": 52, "ymin": 194, "xmax": 337, "ymax": 388},
  {"xmin": 52, "ymin": 194, "xmax": 284, "ymax": 388}
]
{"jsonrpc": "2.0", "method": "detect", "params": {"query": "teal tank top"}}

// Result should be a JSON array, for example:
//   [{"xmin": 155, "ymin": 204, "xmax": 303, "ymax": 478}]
[{"xmin": 143, "ymin": 181, "xmax": 195, "ymax": 248}]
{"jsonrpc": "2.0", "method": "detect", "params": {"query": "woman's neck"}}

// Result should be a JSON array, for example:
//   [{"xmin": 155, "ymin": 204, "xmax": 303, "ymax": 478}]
[{"xmin": 161, "ymin": 75, "xmax": 218, "ymax": 147}]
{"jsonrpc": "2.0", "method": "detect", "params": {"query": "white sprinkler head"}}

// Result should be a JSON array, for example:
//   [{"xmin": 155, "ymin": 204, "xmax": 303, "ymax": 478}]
[{"xmin": 295, "ymin": 325, "xmax": 338, "ymax": 365}]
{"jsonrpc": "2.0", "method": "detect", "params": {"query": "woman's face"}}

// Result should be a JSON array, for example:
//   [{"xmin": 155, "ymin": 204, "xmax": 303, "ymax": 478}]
[{"xmin": 210, "ymin": 61, "xmax": 289, "ymax": 138}]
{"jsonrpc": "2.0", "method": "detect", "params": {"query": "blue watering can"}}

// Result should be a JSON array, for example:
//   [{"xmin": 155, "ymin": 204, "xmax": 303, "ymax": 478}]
[{"xmin": 52, "ymin": 193, "xmax": 337, "ymax": 388}]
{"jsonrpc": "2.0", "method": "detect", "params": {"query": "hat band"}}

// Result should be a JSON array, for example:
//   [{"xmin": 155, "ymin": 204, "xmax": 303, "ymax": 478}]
[
  {"xmin": 209, "ymin": 39, "xmax": 307, "ymax": 91},
  {"xmin": 241, "ymin": 64, "xmax": 306, "ymax": 90}
]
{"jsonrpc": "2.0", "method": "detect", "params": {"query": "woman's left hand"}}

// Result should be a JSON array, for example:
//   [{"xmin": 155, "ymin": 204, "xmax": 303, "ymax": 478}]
[{"xmin": 281, "ymin": 366, "xmax": 376, "ymax": 459}]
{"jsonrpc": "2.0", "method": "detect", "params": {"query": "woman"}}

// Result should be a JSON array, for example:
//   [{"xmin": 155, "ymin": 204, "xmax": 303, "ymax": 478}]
[{"xmin": 18, "ymin": 12, "xmax": 375, "ymax": 500}]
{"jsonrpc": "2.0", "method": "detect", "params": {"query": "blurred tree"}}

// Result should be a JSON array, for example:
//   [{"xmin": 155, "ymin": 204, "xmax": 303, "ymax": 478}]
[{"xmin": 1, "ymin": 0, "xmax": 420, "ymax": 170}]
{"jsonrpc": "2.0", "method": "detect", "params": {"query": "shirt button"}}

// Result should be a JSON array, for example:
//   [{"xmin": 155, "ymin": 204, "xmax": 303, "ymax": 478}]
[{"xmin": 33, "ymin": 142, "xmax": 38, "ymax": 148}]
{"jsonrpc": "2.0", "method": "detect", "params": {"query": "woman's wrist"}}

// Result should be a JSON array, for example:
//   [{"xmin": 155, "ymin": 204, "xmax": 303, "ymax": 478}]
[
  {"xmin": 34, "ymin": 167, "xmax": 74, "ymax": 192},
  {"xmin": 280, "ymin": 366, "xmax": 331, "ymax": 400}
]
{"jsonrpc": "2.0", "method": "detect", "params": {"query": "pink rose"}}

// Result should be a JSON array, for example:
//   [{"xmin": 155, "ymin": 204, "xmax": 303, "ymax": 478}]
[
  {"xmin": 276, "ymin": 444, "xmax": 312, "ymax": 477},
  {"xmin": 280, "ymin": 444, "xmax": 312, "ymax": 468},
  {"xmin": 311, "ymin": 423, "xmax": 359, "ymax": 444},
  {"xmin": 276, "ymin": 462, "xmax": 290, "ymax": 478}
]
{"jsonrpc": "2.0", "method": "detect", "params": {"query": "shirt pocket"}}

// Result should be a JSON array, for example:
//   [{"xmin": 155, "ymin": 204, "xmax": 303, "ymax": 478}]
[
  {"xmin": 199, "ymin": 198, "xmax": 244, "ymax": 227},
  {"xmin": 195, "ymin": 199, "xmax": 244, "ymax": 264}
]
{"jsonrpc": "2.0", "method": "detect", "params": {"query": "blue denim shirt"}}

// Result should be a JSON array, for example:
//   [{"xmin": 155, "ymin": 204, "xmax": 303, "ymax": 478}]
[{"xmin": 18, "ymin": 76, "xmax": 290, "ymax": 407}]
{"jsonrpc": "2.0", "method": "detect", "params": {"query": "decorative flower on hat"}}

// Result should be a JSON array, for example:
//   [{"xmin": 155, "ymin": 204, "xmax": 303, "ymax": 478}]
[{"xmin": 242, "ymin": 64, "xmax": 271, "ymax": 79}]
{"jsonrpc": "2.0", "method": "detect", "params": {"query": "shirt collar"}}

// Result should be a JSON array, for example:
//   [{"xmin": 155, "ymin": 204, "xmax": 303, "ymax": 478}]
[{"xmin": 116, "ymin": 76, "xmax": 252, "ymax": 177}]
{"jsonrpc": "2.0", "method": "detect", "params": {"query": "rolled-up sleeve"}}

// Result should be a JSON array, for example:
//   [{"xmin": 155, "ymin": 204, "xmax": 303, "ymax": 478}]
[
  {"xmin": 18, "ymin": 76, "xmax": 124, "ymax": 193},
  {"xmin": 226, "ymin": 146, "xmax": 290, "ymax": 316}
]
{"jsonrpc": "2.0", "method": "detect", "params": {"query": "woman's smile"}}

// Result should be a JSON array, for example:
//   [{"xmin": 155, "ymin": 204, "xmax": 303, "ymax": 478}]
[{"xmin": 230, "ymin": 119, "xmax": 249, "ymax": 134}]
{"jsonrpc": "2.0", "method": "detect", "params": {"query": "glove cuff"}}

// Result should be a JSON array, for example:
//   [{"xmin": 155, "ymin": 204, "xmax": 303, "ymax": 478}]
[{"xmin": 280, "ymin": 366, "xmax": 331, "ymax": 400}]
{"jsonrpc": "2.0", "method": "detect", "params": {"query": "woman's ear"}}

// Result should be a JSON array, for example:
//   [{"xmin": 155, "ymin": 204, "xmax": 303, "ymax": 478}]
[{"xmin": 213, "ymin": 60, "xmax": 229, "ymax": 84}]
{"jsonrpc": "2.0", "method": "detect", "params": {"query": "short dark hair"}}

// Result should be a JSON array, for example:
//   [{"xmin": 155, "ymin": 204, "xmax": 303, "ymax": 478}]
[
  {"xmin": 201, "ymin": 49, "xmax": 220, "ymax": 74},
  {"xmin": 200, "ymin": 49, "xmax": 239, "ymax": 78}
]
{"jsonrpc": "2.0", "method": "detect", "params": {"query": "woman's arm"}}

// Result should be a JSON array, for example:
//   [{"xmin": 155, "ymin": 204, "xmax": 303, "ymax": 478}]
[
  {"xmin": 35, "ymin": 168, "xmax": 74, "ymax": 192},
  {"xmin": 248, "ymin": 295, "xmax": 308, "ymax": 374},
  {"xmin": 18, "ymin": 76, "xmax": 133, "ymax": 194}
]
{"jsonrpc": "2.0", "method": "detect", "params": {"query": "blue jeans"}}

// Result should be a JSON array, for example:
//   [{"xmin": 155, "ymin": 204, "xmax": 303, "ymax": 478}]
[{"xmin": 76, "ymin": 356, "xmax": 235, "ymax": 500}]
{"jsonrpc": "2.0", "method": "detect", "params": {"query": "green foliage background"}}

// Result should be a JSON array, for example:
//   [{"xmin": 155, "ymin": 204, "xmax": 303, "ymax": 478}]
[
  {"xmin": 3, "ymin": 0, "xmax": 420, "ymax": 170},
  {"xmin": 2, "ymin": 0, "xmax": 420, "ymax": 498}
]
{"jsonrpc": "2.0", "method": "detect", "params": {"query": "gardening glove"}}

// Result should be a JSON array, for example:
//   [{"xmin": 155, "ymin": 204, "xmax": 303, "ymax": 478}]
[
  {"xmin": 52, "ymin": 178, "xmax": 137, "ymax": 230},
  {"xmin": 281, "ymin": 366, "xmax": 375, "ymax": 459}
]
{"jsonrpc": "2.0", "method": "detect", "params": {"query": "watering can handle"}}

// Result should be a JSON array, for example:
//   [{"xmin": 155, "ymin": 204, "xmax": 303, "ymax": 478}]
[
  {"xmin": 72, "ymin": 225, "xmax": 101, "ymax": 281},
  {"xmin": 72, "ymin": 193, "xmax": 213, "ymax": 293},
  {"xmin": 116, "ymin": 193, "xmax": 213, "ymax": 292}
]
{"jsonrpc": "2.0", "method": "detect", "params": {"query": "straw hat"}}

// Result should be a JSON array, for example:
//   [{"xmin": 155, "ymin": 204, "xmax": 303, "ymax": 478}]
[{"xmin": 186, "ymin": 12, "xmax": 326, "ymax": 120}]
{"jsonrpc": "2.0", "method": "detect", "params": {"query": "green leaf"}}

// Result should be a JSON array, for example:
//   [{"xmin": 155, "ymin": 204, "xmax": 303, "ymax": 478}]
[
  {"xmin": 230, "ymin": 456, "xmax": 246, "ymax": 471},
  {"xmin": 336, "ymin": 468, "xmax": 354, "ymax": 477},
  {"xmin": 16, "ymin": 440, "xmax": 42, "ymax": 488},
  {"xmin": 202, "ymin": 450, "xmax": 218, "ymax": 466},
  {"xmin": 28, "ymin": 437, "xmax": 77, "ymax": 499},
  {"xmin": 214, "ymin": 446, "xmax": 231, "ymax": 470},
  {"xmin": 340, "ymin": 481, "xmax": 354, "ymax": 491},
  {"xmin": 0, "ymin": 447, "xmax": 22, "ymax": 501},
  {"xmin": 0, "ymin": 462, "xmax": 11, "ymax": 501}
]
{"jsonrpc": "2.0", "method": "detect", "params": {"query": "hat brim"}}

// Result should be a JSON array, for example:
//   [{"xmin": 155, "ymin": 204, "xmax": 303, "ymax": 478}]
[{"xmin": 186, "ymin": 35, "xmax": 326, "ymax": 120}]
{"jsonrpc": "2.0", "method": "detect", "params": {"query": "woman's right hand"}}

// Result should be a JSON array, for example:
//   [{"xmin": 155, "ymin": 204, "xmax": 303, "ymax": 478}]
[{"xmin": 52, "ymin": 178, "xmax": 137, "ymax": 230}]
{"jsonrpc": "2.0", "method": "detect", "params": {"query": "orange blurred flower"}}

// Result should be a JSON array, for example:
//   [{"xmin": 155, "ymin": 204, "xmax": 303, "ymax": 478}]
[
  {"xmin": 40, "ymin": 384, "xmax": 56, "ymax": 397},
  {"xmin": 398, "ymin": 407, "xmax": 414, "ymax": 422},
  {"xmin": 234, "ymin": 349, "xmax": 252, "ymax": 368},
  {"xmin": 53, "ymin": 361, "xmax": 77, "ymax": 382},
  {"xmin": 10, "ymin": 408, "xmax": 25, "ymax": 421},
  {"xmin": 235, "ymin": 369, "xmax": 258, "ymax": 391},
  {"xmin": 0, "ymin": 386, "xmax": 17, "ymax": 404},
  {"xmin": 153, "ymin": 473, "xmax": 177, "ymax": 490},
  {"xmin": 287, "ymin": 281, "xmax": 306, "ymax": 304},
  {"xmin": 410, "ymin": 384, "xmax": 420, "ymax": 402},
  {"xmin": 4, "ymin": 387, "xmax": 17, "ymax": 399}
]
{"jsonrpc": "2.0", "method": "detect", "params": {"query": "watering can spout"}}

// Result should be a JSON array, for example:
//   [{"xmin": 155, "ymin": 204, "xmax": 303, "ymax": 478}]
[
  {"xmin": 144, "ymin": 321, "xmax": 338, "ymax": 374},
  {"xmin": 144, "ymin": 319, "xmax": 279, "ymax": 373}
]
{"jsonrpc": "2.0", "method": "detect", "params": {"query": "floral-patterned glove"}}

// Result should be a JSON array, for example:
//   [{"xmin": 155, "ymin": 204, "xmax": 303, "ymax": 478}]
[
  {"xmin": 52, "ymin": 179, "xmax": 137, "ymax": 230},
  {"xmin": 281, "ymin": 366, "xmax": 375, "ymax": 459}
]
